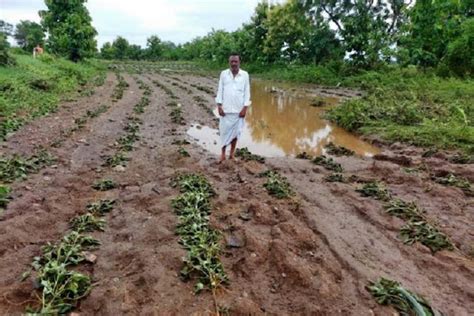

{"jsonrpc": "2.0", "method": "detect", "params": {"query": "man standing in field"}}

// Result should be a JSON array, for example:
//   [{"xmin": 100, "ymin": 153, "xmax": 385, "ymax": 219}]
[{"xmin": 215, "ymin": 53, "xmax": 251, "ymax": 163}]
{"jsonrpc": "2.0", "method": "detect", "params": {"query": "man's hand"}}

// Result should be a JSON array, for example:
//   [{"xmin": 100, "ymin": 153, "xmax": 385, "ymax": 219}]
[
  {"xmin": 239, "ymin": 107, "xmax": 247, "ymax": 118},
  {"xmin": 218, "ymin": 105, "xmax": 225, "ymax": 117}
]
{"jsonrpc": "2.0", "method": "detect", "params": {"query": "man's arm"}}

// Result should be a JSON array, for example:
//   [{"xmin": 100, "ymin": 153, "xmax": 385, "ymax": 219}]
[
  {"xmin": 239, "ymin": 73, "xmax": 251, "ymax": 118},
  {"xmin": 215, "ymin": 72, "xmax": 225, "ymax": 116}
]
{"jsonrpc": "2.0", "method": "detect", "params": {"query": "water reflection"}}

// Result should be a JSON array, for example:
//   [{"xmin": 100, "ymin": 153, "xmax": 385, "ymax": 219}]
[{"xmin": 187, "ymin": 80, "xmax": 379, "ymax": 157}]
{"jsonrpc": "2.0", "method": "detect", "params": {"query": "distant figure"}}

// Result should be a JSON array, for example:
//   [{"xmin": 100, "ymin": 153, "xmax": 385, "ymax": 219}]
[
  {"xmin": 215, "ymin": 52, "xmax": 251, "ymax": 163},
  {"xmin": 33, "ymin": 44, "xmax": 44, "ymax": 58}
]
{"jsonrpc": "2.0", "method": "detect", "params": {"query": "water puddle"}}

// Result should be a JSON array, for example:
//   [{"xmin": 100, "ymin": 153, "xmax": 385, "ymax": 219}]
[{"xmin": 187, "ymin": 80, "xmax": 380, "ymax": 157}]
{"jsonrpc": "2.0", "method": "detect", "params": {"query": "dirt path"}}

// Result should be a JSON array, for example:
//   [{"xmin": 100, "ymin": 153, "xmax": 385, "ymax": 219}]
[{"xmin": 0, "ymin": 70, "xmax": 472, "ymax": 315}]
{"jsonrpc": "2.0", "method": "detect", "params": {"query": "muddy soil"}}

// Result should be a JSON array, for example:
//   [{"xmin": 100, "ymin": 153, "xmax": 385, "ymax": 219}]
[{"xmin": 0, "ymin": 70, "xmax": 472, "ymax": 315}]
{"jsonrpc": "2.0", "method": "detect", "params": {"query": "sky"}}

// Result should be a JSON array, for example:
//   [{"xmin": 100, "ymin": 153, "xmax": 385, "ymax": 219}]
[{"xmin": 0, "ymin": 0, "xmax": 267, "ymax": 48}]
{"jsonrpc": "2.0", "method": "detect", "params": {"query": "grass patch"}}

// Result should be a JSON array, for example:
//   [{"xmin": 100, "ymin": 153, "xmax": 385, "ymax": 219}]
[
  {"xmin": 260, "ymin": 170, "xmax": 294, "ymax": 199},
  {"xmin": 170, "ymin": 173, "xmax": 227, "ymax": 293},
  {"xmin": 235, "ymin": 147, "xmax": 265, "ymax": 163},
  {"xmin": 0, "ymin": 54, "xmax": 105, "ymax": 140},
  {"xmin": 367, "ymin": 277, "xmax": 439, "ymax": 316},
  {"xmin": 92, "ymin": 179, "xmax": 117, "ymax": 191},
  {"xmin": 312, "ymin": 155, "xmax": 343, "ymax": 172},
  {"xmin": 325, "ymin": 68, "xmax": 474, "ymax": 154}
]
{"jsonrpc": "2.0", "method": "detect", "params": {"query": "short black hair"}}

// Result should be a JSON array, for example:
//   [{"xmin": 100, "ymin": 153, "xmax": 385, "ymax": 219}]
[{"xmin": 229, "ymin": 52, "xmax": 241, "ymax": 61}]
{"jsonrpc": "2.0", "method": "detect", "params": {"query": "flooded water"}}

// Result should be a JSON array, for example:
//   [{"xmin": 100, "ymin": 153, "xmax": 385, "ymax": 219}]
[{"xmin": 187, "ymin": 80, "xmax": 380, "ymax": 157}]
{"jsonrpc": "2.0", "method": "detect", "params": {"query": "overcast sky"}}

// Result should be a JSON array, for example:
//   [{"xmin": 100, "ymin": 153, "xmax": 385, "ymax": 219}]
[{"xmin": 1, "ymin": 0, "xmax": 267, "ymax": 47}]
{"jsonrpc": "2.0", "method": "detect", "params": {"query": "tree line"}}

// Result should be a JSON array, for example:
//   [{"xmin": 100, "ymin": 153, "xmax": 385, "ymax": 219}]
[{"xmin": 1, "ymin": 0, "xmax": 473, "ymax": 76}]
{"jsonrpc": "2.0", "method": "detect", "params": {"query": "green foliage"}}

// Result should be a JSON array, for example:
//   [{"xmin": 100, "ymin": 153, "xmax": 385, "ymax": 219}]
[
  {"xmin": 401, "ymin": 0, "xmax": 469, "ymax": 68},
  {"xmin": 312, "ymin": 155, "xmax": 343, "ymax": 172},
  {"xmin": 326, "ymin": 68, "xmax": 474, "ymax": 153},
  {"xmin": 0, "ymin": 150, "xmax": 55, "ymax": 183},
  {"xmin": 0, "ymin": 53, "xmax": 104, "ymax": 139},
  {"xmin": 367, "ymin": 277, "xmax": 437, "ymax": 316},
  {"xmin": 86, "ymin": 199, "xmax": 115, "ymax": 216},
  {"xmin": 400, "ymin": 220, "xmax": 453, "ymax": 253},
  {"xmin": 261, "ymin": 170, "xmax": 294, "ymax": 199},
  {"xmin": 29, "ymin": 231, "xmax": 100, "ymax": 313},
  {"xmin": 0, "ymin": 33, "xmax": 15, "ymax": 66},
  {"xmin": 92, "ymin": 179, "xmax": 117, "ymax": 191},
  {"xmin": 14, "ymin": 20, "xmax": 45, "ymax": 52},
  {"xmin": 170, "ymin": 106, "xmax": 184, "ymax": 124},
  {"xmin": 324, "ymin": 173, "xmax": 346, "ymax": 183},
  {"xmin": 102, "ymin": 152, "xmax": 129, "ymax": 167},
  {"xmin": 444, "ymin": 18, "xmax": 474, "ymax": 77},
  {"xmin": 432, "ymin": 173, "xmax": 473, "ymax": 195},
  {"xmin": 171, "ymin": 173, "xmax": 227, "ymax": 292},
  {"xmin": 178, "ymin": 147, "xmax": 190, "ymax": 157},
  {"xmin": 235, "ymin": 147, "xmax": 265, "ymax": 163},
  {"xmin": 324, "ymin": 142, "xmax": 354, "ymax": 156},
  {"xmin": 356, "ymin": 181, "xmax": 392, "ymax": 201},
  {"xmin": 40, "ymin": 0, "xmax": 97, "ymax": 61},
  {"xmin": 70, "ymin": 213, "xmax": 106, "ymax": 232},
  {"xmin": 0, "ymin": 184, "xmax": 11, "ymax": 209}
]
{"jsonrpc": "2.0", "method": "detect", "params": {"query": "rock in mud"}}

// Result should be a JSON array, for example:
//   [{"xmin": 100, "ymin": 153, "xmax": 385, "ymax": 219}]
[{"xmin": 227, "ymin": 233, "xmax": 246, "ymax": 248}]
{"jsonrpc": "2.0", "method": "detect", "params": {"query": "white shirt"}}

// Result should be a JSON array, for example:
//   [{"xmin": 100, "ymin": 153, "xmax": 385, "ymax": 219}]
[{"xmin": 215, "ymin": 69, "xmax": 251, "ymax": 113}]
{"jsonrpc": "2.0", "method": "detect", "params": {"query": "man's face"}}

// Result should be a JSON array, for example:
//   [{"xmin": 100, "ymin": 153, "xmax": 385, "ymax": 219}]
[{"xmin": 229, "ymin": 55, "xmax": 240, "ymax": 72}]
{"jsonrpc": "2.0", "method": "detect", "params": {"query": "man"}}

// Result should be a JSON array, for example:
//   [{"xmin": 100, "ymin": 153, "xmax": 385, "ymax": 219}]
[
  {"xmin": 215, "ymin": 53, "xmax": 251, "ymax": 163},
  {"xmin": 33, "ymin": 44, "xmax": 43, "ymax": 58}
]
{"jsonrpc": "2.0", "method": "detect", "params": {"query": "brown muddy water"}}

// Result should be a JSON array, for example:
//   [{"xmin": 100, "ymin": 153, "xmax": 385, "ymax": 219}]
[{"xmin": 187, "ymin": 80, "xmax": 380, "ymax": 157}]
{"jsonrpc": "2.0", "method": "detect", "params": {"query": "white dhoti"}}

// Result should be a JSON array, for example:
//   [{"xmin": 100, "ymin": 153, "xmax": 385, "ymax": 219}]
[{"xmin": 219, "ymin": 113, "xmax": 244, "ymax": 148}]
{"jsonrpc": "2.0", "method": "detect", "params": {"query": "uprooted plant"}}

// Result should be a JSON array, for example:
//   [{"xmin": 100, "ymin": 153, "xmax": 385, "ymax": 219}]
[
  {"xmin": 170, "ymin": 106, "xmax": 185, "ymax": 125},
  {"xmin": 325, "ymin": 142, "xmax": 355, "ymax": 156},
  {"xmin": 92, "ymin": 179, "xmax": 117, "ymax": 191},
  {"xmin": 170, "ymin": 173, "xmax": 227, "ymax": 296},
  {"xmin": 0, "ymin": 149, "xmax": 55, "ymax": 183},
  {"xmin": 356, "ymin": 181, "xmax": 392, "ymax": 201},
  {"xmin": 0, "ymin": 184, "xmax": 11, "ymax": 209},
  {"xmin": 235, "ymin": 147, "xmax": 265, "ymax": 163},
  {"xmin": 431, "ymin": 173, "xmax": 473, "ymax": 196},
  {"xmin": 26, "ymin": 195, "xmax": 116, "ymax": 314},
  {"xmin": 367, "ymin": 277, "xmax": 440, "ymax": 316},
  {"xmin": 312, "ymin": 155, "xmax": 343, "ymax": 172},
  {"xmin": 260, "ymin": 170, "xmax": 294, "ymax": 199},
  {"xmin": 357, "ymin": 181, "xmax": 453, "ymax": 252}
]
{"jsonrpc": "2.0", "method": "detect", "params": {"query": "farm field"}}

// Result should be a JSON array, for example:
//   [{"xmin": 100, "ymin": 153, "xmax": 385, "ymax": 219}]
[{"xmin": 0, "ymin": 62, "xmax": 473, "ymax": 315}]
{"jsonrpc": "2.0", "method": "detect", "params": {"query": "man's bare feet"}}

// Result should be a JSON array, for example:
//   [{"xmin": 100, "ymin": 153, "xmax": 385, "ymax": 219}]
[
  {"xmin": 218, "ymin": 153, "xmax": 226, "ymax": 164},
  {"xmin": 228, "ymin": 155, "xmax": 234, "ymax": 160}
]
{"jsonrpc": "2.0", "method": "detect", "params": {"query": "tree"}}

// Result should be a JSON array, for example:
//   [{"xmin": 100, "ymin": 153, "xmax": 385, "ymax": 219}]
[
  {"xmin": 127, "ymin": 44, "xmax": 143, "ymax": 60},
  {"xmin": 146, "ymin": 35, "xmax": 163, "ymax": 60},
  {"xmin": 111, "ymin": 36, "xmax": 129, "ymax": 60},
  {"xmin": 401, "ymin": 0, "xmax": 468, "ymax": 68},
  {"xmin": 304, "ymin": 0, "xmax": 409, "ymax": 69},
  {"xmin": 0, "ymin": 20, "xmax": 14, "ymax": 36},
  {"xmin": 444, "ymin": 18, "xmax": 474, "ymax": 76},
  {"xmin": 39, "ymin": 0, "xmax": 97, "ymax": 61},
  {"xmin": 0, "ymin": 20, "xmax": 15, "ymax": 66},
  {"xmin": 14, "ymin": 20, "xmax": 45, "ymax": 52},
  {"xmin": 100, "ymin": 42, "xmax": 114, "ymax": 59}
]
